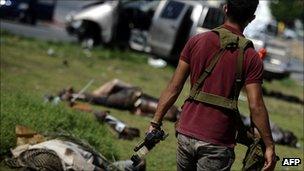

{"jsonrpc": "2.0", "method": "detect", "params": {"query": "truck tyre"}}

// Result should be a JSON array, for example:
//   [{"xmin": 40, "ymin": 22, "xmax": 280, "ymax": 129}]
[{"xmin": 77, "ymin": 21, "xmax": 101, "ymax": 49}]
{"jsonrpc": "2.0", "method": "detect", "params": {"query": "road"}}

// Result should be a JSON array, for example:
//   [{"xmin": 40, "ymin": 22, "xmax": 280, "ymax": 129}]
[
  {"xmin": 0, "ymin": 20, "xmax": 76, "ymax": 42},
  {"xmin": 0, "ymin": 0, "xmax": 99, "ymax": 42},
  {"xmin": 0, "ymin": 0, "xmax": 303, "ymax": 84}
]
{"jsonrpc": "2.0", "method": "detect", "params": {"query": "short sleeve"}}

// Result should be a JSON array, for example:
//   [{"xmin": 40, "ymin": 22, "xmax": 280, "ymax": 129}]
[
  {"xmin": 179, "ymin": 37, "xmax": 194, "ymax": 64},
  {"xmin": 244, "ymin": 49, "xmax": 264, "ymax": 85}
]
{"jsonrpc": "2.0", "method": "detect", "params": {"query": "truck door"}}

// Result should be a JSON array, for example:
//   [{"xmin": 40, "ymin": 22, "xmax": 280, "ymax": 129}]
[
  {"xmin": 196, "ymin": 7, "xmax": 224, "ymax": 34},
  {"xmin": 148, "ymin": 0, "xmax": 189, "ymax": 58}
]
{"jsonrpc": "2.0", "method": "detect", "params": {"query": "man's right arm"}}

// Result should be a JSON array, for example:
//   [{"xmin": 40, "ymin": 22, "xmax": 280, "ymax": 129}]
[
  {"xmin": 245, "ymin": 83, "xmax": 276, "ymax": 171},
  {"xmin": 151, "ymin": 60, "xmax": 190, "ymax": 125}
]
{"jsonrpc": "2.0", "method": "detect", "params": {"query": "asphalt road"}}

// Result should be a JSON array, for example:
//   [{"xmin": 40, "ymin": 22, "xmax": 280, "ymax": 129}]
[
  {"xmin": 0, "ymin": 0, "xmax": 98, "ymax": 42},
  {"xmin": 1, "ymin": 20, "xmax": 76, "ymax": 42}
]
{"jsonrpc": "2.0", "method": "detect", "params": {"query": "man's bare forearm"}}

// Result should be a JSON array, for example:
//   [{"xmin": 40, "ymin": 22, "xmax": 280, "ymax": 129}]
[
  {"xmin": 152, "ymin": 83, "xmax": 183, "ymax": 123},
  {"xmin": 151, "ymin": 60, "xmax": 189, "ymax": 124},
  {"xmin": 250, "ymin": 101, "xmax": 274, "ymax": 148}
]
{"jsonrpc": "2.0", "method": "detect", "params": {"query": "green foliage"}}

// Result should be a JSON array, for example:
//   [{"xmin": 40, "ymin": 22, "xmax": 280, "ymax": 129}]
[{"xmin": 270, "ymin": 0, "xmax": 304, "ymax": 25}]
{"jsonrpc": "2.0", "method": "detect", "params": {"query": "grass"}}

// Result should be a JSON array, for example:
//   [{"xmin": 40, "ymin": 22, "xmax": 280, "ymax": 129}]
[
  {"xmin": 0, "ymin": 90, "xmax": 117, "ymax": 159},
  {"xmin": 1, "ymin": 30, "xmax": 303, "ymax": 170}
]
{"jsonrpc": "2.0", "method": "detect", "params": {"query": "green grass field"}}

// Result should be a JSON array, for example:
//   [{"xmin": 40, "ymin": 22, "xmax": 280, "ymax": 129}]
[{"xmin": 1, "ymin": 30, "xmax": 303, "ymax": 170}]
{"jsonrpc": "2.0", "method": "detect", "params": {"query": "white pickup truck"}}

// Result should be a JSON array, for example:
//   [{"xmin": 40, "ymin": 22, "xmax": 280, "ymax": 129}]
[{"xmin": 130, "ymin": 0, "xmax": 264, "ymax": 62}]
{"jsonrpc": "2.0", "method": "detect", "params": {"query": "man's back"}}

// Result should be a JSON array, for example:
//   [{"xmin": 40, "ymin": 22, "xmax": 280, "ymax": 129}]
[
  {"xmin": 177, "ymin": 24, "xmax": 264, "ymax": 147},
  {"xmin": 149, "ymin": 0, "xmax": 276, "ymax": 170}
]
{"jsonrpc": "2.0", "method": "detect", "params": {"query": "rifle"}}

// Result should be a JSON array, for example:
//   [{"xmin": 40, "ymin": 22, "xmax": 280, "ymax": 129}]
[{"xmin": 131, "ymin": 129, "xmax": 168, "ymax": 166}]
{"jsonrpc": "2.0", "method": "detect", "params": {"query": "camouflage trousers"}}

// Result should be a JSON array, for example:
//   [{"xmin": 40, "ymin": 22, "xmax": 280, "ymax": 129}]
[{"xmin": 177, "ymin": 133, "xmax": 235, "ymax": 171}]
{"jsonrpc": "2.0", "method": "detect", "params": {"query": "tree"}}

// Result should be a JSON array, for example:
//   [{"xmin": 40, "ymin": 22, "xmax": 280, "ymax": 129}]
[{"xmin": 270, "ymin": 0, "xmax": 304, "ymax": 27}]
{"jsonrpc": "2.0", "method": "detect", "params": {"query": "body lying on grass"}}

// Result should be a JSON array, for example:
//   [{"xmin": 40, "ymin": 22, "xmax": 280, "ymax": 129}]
[
  {"xmin": 44, "ymin": 95, "xmax": 140, "ymax": 140},
  {"xmin": 3, "ymin": 125, "xmax": 145, "ymax": 171},
  {"xmin": 58, "ymin": 79, "xmax": 180, "ymax": 122},
  {"xmin": 52, "ymin": 79, "xmax": 298, "ymax": 148},
  {"xmin": 240, "ymin": 115, "xmax": 298, "ymax": 148},
  {"xmin": 262, "ymin": 87, "xmax": 304, "ymax": 105}
]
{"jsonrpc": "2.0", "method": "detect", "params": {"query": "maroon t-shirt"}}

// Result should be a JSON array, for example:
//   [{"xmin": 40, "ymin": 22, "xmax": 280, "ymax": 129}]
[{"xmin": 177, "ymin": 24, "xmax": 264, "ymax": 147}]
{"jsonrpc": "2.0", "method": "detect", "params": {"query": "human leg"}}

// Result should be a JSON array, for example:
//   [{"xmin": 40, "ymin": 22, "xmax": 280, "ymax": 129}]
[
  {"xmin": 176, "ymin": 134, "xmax": 196, "ymax": 171},
  {"xmin": 92, "ymin": 79, "xmax": 132, "ymax": 96}
]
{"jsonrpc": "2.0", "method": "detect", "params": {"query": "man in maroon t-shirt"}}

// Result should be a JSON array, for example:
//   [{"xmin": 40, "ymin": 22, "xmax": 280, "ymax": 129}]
[{"xmin": 148, "ymin": 0, "xmax": 276, "ymax": 170}]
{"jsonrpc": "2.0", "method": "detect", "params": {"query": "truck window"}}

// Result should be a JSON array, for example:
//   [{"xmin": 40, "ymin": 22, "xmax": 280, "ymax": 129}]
[
  {"xmin": 202, "ymin": 7, "xmax": 224, "ymax": 29},
  {"xmin": 160, "ymin": 1, "xmax": 185, "ymax": 19}
]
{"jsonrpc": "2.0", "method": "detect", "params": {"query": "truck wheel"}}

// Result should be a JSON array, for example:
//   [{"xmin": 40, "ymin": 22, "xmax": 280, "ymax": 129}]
[
  {"xmin": 77, "ymin": 21, "xmax": 101, "ymax": 49},
  {"xmin": 81, "ymin": 36, "xmax": 95, "ymax": 49}
]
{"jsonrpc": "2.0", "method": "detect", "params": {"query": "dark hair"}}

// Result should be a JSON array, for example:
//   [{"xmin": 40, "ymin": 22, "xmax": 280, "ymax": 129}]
[{"xmin": 226, "ymin": 0, "xmax": 259, "ymax": 24}]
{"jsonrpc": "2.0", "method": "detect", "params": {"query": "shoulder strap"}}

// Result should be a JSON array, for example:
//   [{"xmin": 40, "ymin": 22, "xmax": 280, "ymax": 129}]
[
  {"xmin": 188, "ymin": 27, "xmax": 253, "ymax": 111},
  {"xmin": 213, "ymin": 27, "xmax": 239, "ymax": 49},
  {"xmin": 189, "ymin": 27, "xmax": 236, "ymax": 99},
  {"xmin": 233, "ymin": 36, "xmax": 253, "ymax": 100},
  {"xmin": 189, "ymin": 49, "xmax": 225, "ymax": 99}
]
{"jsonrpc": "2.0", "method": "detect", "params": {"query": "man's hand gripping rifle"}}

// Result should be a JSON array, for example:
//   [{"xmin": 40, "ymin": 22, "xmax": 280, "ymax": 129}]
[{"xmin": 131, "ymin": 122, "xmax": 168, "ymax": 167}]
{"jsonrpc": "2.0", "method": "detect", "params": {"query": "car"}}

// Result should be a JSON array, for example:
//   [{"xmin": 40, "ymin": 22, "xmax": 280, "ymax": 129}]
[
  {"xmin": 147, "ymin": 0, "xmax": 225, "ymax": 61},
  {"xmin": 0, "ymin": 0, "xmax": 56, "ymax": 25},
  {"xmin": 283, "ymin": 28, "xmax": 297, "ymax": 40},
  {"xmin": 145, "ymin": 0, "xmax": 268, "ymax": 64},
  {"xmin": 66, "ymin": 0, "xmax": 269, "ymax": 67},
  {"xmin": 65, "ymin": 0, "xmax": 158, "ymax": 48},
  {"xmin": 263, "ymin": 42, "xmax": 291, "ymax": 81}
]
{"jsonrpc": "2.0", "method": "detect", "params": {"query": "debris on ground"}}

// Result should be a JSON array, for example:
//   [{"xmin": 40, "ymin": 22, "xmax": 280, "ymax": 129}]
[
  {"xmin": 62, "ymin": 59, "xmax": 69, "ymax": 67},
  {"xmin": 47, "ymin": 48, "xmax": 55, "ymax": 56},
  {"xmin": 147, "ymin": 57, "xmax": 167, "ymax": 68}
]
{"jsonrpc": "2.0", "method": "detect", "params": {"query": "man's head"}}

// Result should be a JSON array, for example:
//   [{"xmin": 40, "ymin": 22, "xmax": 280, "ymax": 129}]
[{"xmin": 224, "ymin": 0, "xmax": 259, "ymax": 26}]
